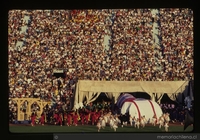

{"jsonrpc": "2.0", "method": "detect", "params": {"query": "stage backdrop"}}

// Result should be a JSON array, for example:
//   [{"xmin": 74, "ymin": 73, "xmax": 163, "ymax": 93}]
[{"xmin": 73, "ymin": 80, "xmax": 190, "ymax": 110}]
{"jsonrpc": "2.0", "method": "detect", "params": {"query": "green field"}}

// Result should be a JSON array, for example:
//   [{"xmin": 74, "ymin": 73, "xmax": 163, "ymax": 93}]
[{"xmin": 9, "ymin": 124, "xmax": 193, "ymax": 133}]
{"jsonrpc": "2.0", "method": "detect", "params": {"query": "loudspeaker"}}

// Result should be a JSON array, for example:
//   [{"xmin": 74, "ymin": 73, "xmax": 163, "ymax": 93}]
[{"xmin": 184, "ymin": 110, "xmax": 194, "ymax": 130}]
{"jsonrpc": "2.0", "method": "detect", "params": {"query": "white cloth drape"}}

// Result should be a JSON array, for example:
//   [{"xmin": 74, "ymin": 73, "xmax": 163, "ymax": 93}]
[
  {"xmin": 86, "ymin": 92, "xmax": 101, "ymax": 105},
  {"xmin": 73, "ymin": 80, "xmax": 189, "ymax": 110},
  {"xmin": 105, "ymin": 92, "xmax": 113, "ymax": 99}
]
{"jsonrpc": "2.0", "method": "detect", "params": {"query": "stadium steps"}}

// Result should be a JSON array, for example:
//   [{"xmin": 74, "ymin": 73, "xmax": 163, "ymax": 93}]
[
  {"xmin": 151, "ymin": 9, "xmax": 163, "ymax": 71},
  {"xmin": 103, "ymin": 11, "xmax": 113, "ymax": 51},
  {"xmin": 15, "ymin": 14, "xmax": 31, "ymax": 51},
  {"xmin": 151, "ymin": 9, "xmax": 160, "ymax": 46}
]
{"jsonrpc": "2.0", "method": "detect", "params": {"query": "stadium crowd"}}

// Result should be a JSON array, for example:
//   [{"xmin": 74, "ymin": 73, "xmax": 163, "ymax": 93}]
[
  {"xmin": 159, "ymin": 8, "xmax": 193, "ymax": 81},
  {"xmin": 8, "ymin": 9, "xmax": 193, "ymax": 123}
]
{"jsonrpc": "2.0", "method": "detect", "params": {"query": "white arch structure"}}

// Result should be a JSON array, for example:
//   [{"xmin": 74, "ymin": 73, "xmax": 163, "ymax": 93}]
[{"xmin": 120, "ymin": 98, "xmax": 163, "ymax": 121}]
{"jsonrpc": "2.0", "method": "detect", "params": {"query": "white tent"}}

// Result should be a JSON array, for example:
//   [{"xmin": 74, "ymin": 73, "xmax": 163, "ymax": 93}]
[
  {"xmin": 121, "ymin": 99, "xmax": 163, "ymax": 121},
  {"xmin": 120, "ymin": 101, "xmax": 133, "ymax": 114},
  {"xmin": 73, "ymin": 80, "xmax": 189, "ymax": 110}
]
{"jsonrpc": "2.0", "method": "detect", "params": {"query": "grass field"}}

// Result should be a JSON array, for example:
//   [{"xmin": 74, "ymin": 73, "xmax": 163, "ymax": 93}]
[{"xmin": 9, "ymin": 124, "xmax": 193, "ymax": 133}]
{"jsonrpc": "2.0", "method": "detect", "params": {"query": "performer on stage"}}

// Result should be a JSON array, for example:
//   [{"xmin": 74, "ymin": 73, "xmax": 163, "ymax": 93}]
[
  {"xmin": 40, "ymin": 112, "xmax": 45, "ymax": 126},
  {"xmin": 84, "ymin": 109, "xmax": 90, "ymax": 125},
  {"xmin": 53, "ymin": 112, "xmax": 58, "ymax": 125},
  {"xmin": 67, "ymin": 112, "xmax": 72, "ymax": 126},
  {"xmin": 95, "ymin": 110, "xmax": 100, "ymax": 123},
  {"xmin": 80, "ymin": 110, "xmax": 85, "ymax": 125},
  {"xmin": 91, "ymin": 110, "xmax": 96, "ymax": 125},
  {"xmin": 164, "ymin": 122, "xmax": 169, "ymax": 132},
  {"xmin": 57, "ymin": 113, "xmax": 63, "ymax": 126},
  {"xmin": 73, "ymin": 112, "xmax": 78, "ymax": 126},
  {"xmin": 63, "ymin": 112, "xmax": 67, "ymax": 125},
  {"xmin": 31, "ymin": 112, "xmax": 36, "ymax": 126}
]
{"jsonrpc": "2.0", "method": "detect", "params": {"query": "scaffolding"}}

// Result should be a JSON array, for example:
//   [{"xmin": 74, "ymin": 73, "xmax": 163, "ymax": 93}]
[{"xmin": 11, "ymin": 98, "xmax": 49, "ymax": 121}]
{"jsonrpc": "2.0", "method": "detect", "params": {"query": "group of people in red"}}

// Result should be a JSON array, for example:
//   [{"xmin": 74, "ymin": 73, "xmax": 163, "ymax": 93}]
[
  {"xmin": 79, "ymin": 109, "xmax": 102, "ymax": 126},
  {"xmin": 30, "ymin": 112, "xmax": 45, "ymax": 126},
  {"xmin": 30, "ymin": 108, "xmax": 104, "ymax": 127}
]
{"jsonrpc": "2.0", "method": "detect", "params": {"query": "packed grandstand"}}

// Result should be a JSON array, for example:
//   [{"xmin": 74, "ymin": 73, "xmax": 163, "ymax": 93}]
[{"xmin": 8, "ymin": 9, "xmax": 193, "ymax": 125}]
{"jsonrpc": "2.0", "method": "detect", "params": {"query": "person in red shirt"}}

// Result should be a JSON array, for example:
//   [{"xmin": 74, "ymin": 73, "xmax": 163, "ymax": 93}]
[
  {"xmin": 40, "ymin": 112, "xmax": 45, "ymax": 126},
  {"xmin": 95, "ymin": 110, "xmax": 100, "ymax": 123},
  {"xmin": 63, "ymin": 112, "xmax": 67, "ymax": 125},
  {"xmin": 57, "ymin": 113, "xmax": 63, "ymax": 126},
  {"xmin": 30, "ymin": 112, "xmax": 36, "ymax": 126},
  {"xmin": 91, "ymin": 111, "xmax": 96, "ymax": 125},
  {"xmin": 73, "ymin": 112, "xmax": 78, "ymax": 126},
  {"xmin": 85, "ymin": 110, "xmax": 90, "ymax": 125},
  {"xmin": 53, "ymin": 112, "xmax": 58, "ymax": 125},
  {"xmin": 80, "ymin": 111, "xmax": 85, "ymax": 125},
  {"xmin": 67, "ymin": 112, "xmax": 72, "ymax": 126}
]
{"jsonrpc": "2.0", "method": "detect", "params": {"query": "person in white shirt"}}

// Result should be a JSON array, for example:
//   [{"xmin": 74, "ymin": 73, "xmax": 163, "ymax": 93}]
[
  {"xmin": 164, "ymin": 113, "xmax": 170, "ymax": 124},
  {"xmin": 96, "ymin": 120, "xmax": 101, "ymax": 132},
  {"xmin": 109, "ymin": 116, "xmax": 114, "ymax": 129},
  {"xmin": 151, "ymin": 115, "xmax": 157, "ymax": 126},
  {"xmin": 101, "ymin": 117, "xmax": 106, "ymax": 129},
  {"xmin": 134, "ymin": 118, "xmax": 140, "ymax": 129},
  {"xmin": 140, "ymin": 116, "xmax": 146, "ymax": 128},
  {"xmin": 158, "ymin": 115, "xmax": 164, "ymax": 128},
  {"xmin": 164, "ymin": 122, "xmax": 169, "ymax": 132},
  {"xmin": 129, "ymin": 116, "xmax": 133, "ymax": 126},
  {"xmin": 112, "ymin": 121, "xmax": 118, "ymax": 132}
]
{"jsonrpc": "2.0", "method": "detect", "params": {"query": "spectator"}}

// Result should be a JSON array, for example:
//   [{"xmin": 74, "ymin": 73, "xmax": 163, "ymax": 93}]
[{"xmin": 8, "ymin": 9, "xmax": 193, "ymax": 115}]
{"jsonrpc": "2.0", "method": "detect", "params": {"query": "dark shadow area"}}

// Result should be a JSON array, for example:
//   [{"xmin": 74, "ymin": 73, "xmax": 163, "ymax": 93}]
[
  {"xmin": 53, "ymin": 72, "xmax": 65, "ymax": 78},
  {"xmin": 161, "ymin": 93, "xmax": 178, "ymax": 104},
  {"xmin": 93, "ymin": 92, "xmax": 112, "ymax": 103},
  {"xmin": 124, "ymin": 92, "xmax": 151, "ymax": 99}
]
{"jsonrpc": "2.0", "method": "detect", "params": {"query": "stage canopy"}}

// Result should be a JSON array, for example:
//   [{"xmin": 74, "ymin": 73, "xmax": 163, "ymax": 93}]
[{"xmin": 73, "ymin": 80, "xmax": 190, "ymax": 110}]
